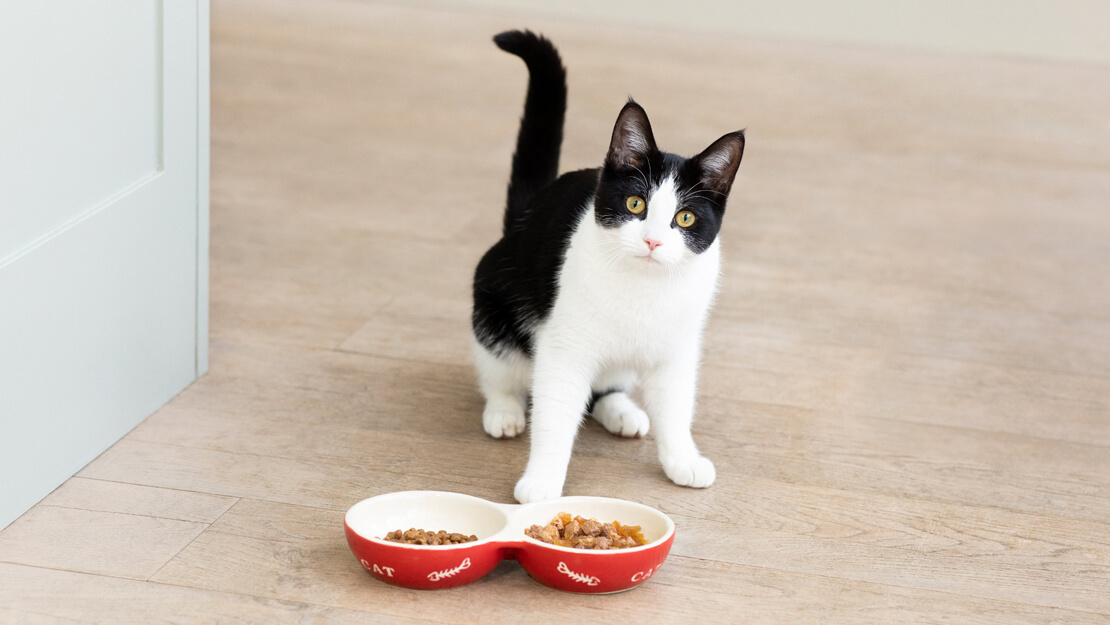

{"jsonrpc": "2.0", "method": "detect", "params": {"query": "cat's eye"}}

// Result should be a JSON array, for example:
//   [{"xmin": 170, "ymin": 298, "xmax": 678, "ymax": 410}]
[
  {"xmin": 625, "ymin": 196, "xmax": 646, "ymax": 215},
  {"xmin": 676, "ymin": 211, "xmax": 696, "ymax": 228}
]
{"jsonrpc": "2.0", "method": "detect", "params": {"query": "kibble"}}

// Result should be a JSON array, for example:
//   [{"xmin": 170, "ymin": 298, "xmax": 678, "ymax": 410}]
[{"xmin": 382, "ymin": 528, "xmax": 478, "ymax": 545}]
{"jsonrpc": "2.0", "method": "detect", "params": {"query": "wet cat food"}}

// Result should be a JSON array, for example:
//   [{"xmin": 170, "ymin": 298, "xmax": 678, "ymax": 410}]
[
  {"xmin": 525, "ymin": 512, "xmax": 648, "ymax": 549},
  {"xmin": 383, "ymin": 528, "xmax": 479, "ymax": 545}
]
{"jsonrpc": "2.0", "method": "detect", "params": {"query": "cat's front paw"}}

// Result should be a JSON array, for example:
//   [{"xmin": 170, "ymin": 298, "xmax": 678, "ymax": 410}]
[
  {"xmin": 662, "ymin": 455, "xmax": 716, "ymax": 488},
  {"xmin": 591, "ymin": 393, "xmax": 650, "ymax": 438},
  {"xmin": 514, "ymin": 473, "xmax": 563, "ymax": 503},
  {"xmin": 483, "ymin": 399, "xmax": 526, "ymax": 439}
]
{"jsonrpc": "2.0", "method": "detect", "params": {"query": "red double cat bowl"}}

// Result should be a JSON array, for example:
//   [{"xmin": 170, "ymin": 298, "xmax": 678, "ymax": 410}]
[{"xmin": 344, "ymin": 491, "xmax": 675, "ymax": 593}]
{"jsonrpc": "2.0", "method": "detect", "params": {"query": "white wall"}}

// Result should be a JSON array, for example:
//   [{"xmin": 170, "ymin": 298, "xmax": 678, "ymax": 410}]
[{"xmin": 440, "ymin": 0, "xmax": 1110, "ymax": 65}]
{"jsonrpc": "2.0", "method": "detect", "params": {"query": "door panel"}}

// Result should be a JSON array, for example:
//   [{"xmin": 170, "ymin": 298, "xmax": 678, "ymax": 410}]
[
  {"xmin": 0, "ymin": 1, "xmax": 163, "ymax": 260},
  {"xmin": 0, "ymin": 1, "xmax": 208, "ymax": 530}
]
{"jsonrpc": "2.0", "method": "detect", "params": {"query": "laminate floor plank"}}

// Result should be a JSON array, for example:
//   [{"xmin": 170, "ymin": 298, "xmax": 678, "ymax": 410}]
[
  {"xmin": 0, "ymin": 563, "xmax": 433, "ymax": 625},
  {"xmin": 0, "ymin": 507, "xmax": 208, "ymax": 581},
  {"xmin": 77, "ymin": 437, "xmax": 523, "ymax": 510},
  {"xmin": 35, "ymin": 477, "xmax": 238, "ymax": 524},
  {"xmin": 700, "ymin": 335, "xmax": 1110, "ymax": 446}
]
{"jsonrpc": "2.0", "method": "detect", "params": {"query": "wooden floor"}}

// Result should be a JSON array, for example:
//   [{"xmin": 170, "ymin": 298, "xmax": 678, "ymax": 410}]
[{"xmin": 3, "ymin": 0, "xmax": 1109, "ymax": 622}]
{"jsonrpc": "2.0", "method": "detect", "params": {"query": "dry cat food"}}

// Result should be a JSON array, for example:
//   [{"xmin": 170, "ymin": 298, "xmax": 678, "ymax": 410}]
[
  {"xmin": 383, "ymin": 528, "xmax": 478, "ymax": 545},
  {"xmin": 525, "ymin": 512, "xmax": 648, "ymax": 550}
]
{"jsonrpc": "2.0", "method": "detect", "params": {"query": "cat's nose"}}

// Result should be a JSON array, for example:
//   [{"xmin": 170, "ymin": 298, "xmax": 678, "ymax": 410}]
[{"xmin": 644, "ymin": 238, "xmax": 663, "ymax": 251}]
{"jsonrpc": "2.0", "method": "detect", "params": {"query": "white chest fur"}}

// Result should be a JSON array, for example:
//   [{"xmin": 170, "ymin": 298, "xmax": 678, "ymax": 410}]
[{"xmin": 539, "ymin": 204, "xmax": 721, "ymax": 369}]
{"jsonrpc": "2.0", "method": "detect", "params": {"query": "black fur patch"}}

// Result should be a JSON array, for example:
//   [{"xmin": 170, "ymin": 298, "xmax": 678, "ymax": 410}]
[
  {"xmin": 585, "ymin": 387, "xmax": 623, "ymax": 414},
  {"xmin": 473, "ymin": 168, "xmax": 598, "ymax": 355}
]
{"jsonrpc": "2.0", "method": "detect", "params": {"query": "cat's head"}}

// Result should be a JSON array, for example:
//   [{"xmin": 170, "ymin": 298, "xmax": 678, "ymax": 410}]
[{"xmin": 594, "ymin": 100, "xmax": 744, "ymax": 267}]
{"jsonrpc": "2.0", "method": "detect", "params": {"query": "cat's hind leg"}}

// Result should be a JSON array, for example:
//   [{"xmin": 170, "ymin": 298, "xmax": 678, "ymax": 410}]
[
  {"xmin": 472, "ymin": 338, "xmax": 531, "ymax": 439},
  {"xmin": 589, "ymin": 370, "xmax": 649, "ymax": 438}
]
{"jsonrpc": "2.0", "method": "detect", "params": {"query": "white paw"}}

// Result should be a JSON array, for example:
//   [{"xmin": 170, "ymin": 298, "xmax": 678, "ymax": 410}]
[
  {"xmin": 483, "ymin": 401, "xmax": 526, "ymax": 439},
  {"xmin": 592, "ymin": 393, "xmax": 650, "ymax": 438},
  {"xmin": 662, "ymin": 455, "xmax": 716, "ymax": 488},
  {"xmin": 514, "ymin": 473, "xmax": 563, "ymax": 503}
]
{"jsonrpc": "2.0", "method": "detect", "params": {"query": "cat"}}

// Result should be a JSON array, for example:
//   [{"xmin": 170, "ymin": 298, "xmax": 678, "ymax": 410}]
[{"xmin": 472, "ymin": 30, "xmax": 745, "ymax": 504}]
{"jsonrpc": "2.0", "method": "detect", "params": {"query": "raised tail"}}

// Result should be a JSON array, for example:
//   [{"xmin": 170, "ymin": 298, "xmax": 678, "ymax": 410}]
[{"xmin": 493, "ymin": 30, "xmax": 567, "ymax": 235}]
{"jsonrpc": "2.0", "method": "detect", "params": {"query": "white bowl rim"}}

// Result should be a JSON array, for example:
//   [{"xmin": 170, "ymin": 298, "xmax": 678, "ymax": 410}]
[
  {"xmin": 345, "ymin": 490, "xmax": 676, "ymax": 554},
  {"xmin": 346, "ymin": 490, "xmax": 507, "ymax": 550}
]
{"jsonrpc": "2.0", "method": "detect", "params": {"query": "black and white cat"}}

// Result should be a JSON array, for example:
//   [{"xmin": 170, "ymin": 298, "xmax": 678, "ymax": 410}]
[{"xmin": 472, "ymin": 31, "xmax": 745, "ymax": 503}]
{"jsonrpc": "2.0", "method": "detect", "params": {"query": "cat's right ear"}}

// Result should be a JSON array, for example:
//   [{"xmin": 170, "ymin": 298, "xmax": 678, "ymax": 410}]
[{"xmin": 606, "ymin": 100, "xmax": 658, "ymax": 169}]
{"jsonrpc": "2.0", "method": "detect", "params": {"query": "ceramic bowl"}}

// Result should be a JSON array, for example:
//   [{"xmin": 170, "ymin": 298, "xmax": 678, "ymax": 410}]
[{"xmin": 344, "ymin": 491, "xmax": 675, "ymax": 593}]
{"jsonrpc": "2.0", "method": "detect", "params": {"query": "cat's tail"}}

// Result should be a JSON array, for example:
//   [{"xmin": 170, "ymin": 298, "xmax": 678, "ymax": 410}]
[{"xmin": 493, "ymin": 30, "xmax": 567, "ymax": 234}]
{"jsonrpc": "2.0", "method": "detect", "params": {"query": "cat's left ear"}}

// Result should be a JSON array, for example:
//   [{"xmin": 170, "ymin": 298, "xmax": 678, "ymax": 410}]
[{"xmin": 694, "ymin": 130, "xmax": 745, "ymax": 195}]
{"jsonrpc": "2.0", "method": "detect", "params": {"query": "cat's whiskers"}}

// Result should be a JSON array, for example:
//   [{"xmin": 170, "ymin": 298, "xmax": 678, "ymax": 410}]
[
  {"xmin": 681, "ymin": 187, "xmax": 721, "ymax": 204},
  {"xmin": 680, "ymin": 183, "xmax": 724, "ymax": 209},
  {"xmin": 667, "ymin": 259, "xmax": 683, "ymax": 281},
  {"xmin": 631, "ymin": 164, "xmax": 650, "ymax": 192},
  {"xmin": 688, "ymin": 180, "xmax": 724, "ymax": 196},
  {"xmin": 598, "ymin": 239, "xmax": 629, "ymax": 275},
  {"xmin": 683, "ymin": 193, "xmax": 715, "ymax": 203}
]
